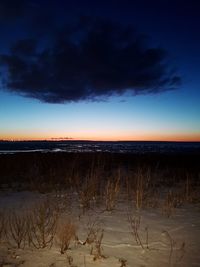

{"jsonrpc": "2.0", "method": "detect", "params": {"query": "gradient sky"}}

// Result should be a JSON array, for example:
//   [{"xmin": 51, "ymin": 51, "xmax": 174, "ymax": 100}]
[{"xmin": 0, "ymin": 0, "xmax": 200, "ymax": 141}]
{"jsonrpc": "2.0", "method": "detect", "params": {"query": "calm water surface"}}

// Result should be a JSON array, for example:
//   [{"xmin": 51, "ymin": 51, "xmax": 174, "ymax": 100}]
[{"xmin": 0, "ymin": 141, "xmax": 200, "ymax": 154}]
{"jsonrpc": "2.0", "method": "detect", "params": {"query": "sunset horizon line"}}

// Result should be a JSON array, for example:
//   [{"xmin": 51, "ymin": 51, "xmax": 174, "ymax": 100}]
[{"xmin": 1, "ymin": 137, "xmax": 200, "ymax": 143}]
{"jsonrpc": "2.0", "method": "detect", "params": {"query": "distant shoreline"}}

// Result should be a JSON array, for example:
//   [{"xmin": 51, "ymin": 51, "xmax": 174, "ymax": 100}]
[
  {"xmin": 0, "ymin": 140, "xmax": 200, "ymax": 143},
  {"xmin": 0, "ymin": 140, "xmax": 200, "ymax": 155}
]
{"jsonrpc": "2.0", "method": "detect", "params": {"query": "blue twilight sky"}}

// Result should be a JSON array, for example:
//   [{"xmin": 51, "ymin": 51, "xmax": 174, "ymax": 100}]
[{"xmin": 0, "ymin": 0, "xmax": 200, "ymax": 141}]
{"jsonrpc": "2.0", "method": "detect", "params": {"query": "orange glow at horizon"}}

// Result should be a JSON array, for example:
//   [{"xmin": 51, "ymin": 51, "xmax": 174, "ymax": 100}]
[{"xmin": 1, "ymin": 131, "xmax": 200, "ymax": 142}]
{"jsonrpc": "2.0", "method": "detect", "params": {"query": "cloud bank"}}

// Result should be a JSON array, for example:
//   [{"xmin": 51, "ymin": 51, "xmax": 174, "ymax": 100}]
[{"xmin": 1, "ymin": 17, "xmax": 180, "ymax": 103}]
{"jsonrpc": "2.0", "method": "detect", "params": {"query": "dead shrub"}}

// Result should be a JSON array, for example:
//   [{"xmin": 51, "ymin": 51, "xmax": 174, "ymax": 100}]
[
  {"xmin": 7, "ymin": 211, "xmax": 28, "ymax": 248},
  {"xmin": 119, "ymin": 258, "xmax": 127, "ymax": 267},
  {"xmin": 74, "ymin": 170, "xmax": 100, "ymax": 212},
  {"xmin": 127, "ymin": 213, "xmax": 147, "ymax": 250},
  {"xmin": 28, "ymin": 198, "xmax": 59, "ymax": 248},
  {"xmin": 76, "ymin": 217, "xmax": 105, "ymax": 260},
  {"xmin": 86, "ymin": 218, "xmax": 105, "ymax": 260},
  {"xmin": 56, "ymin": 219, "xmax": 76, "ymax": 254},
  {"xmin": 91, "ymin": 229, "xmax": 105, "ymax": 261}
]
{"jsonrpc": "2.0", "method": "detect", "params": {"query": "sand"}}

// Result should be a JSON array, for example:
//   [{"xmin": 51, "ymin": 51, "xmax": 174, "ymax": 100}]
[{"xmin": 0, "ymin": 189, "xmax": 200, "ymax": 267}]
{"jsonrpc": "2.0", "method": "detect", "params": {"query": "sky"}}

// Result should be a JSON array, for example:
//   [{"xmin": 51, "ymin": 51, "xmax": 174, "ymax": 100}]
[{"xmin": 0, "ymin": 0, "xmax": 200, "ymax": 141}]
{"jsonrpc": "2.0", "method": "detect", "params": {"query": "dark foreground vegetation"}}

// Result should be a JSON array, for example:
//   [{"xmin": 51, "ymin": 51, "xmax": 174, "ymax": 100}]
[
  {"xmin": 0, "ymin": 152, "xmax": 200, "ymax": 208},
  {"xmin": 0, "ymin": 152, "xmax": 200, "ymax": 179},
  {"xmin": 0, "ymin": 152, "xmax": 200, "ymax": 186}
]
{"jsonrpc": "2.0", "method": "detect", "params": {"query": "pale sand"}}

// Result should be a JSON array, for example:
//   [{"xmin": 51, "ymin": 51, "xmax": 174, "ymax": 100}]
[{"xmin": 0, "ymin": 190, "xmax": 200, "ymax": 267}]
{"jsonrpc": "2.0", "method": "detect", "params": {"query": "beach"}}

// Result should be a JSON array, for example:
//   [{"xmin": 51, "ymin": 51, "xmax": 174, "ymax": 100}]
[{"xmin": 0, "ymin": 152, "xmax": 200, "ymax": 266}]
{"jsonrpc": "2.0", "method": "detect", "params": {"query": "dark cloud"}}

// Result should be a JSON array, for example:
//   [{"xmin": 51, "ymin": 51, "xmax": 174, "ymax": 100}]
[
  {"xmin": 10, "ymin": 39, "xmax": 37, "ymax": 56},
  {"xmin": 1, "ymin": 17, "xmax": 181, "ymax": 103},
  {"xmin": 0, "ymin": 0, "xmax": 28, "ymax": 21}
]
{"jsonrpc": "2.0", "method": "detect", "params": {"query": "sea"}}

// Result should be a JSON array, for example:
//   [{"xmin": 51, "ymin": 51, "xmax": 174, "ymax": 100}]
[{"xmin": 0, "ymin": 140, "xmax": 200, "ymax": 154}]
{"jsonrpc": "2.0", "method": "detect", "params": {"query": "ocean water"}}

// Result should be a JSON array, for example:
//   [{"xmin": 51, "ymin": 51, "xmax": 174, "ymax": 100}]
[{"xmin": 0, "ymin": 140, "xmax": 200, "ymax": 154}]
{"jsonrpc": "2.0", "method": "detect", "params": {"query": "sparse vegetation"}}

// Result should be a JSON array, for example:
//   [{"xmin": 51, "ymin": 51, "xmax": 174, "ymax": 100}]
[
  {"xmin": 66, "ymin": 255, "xmax": 78, "ymax": 267},
  {"xmin": 119, "ymin": 258, "xmax": 127, "ymax": 267},
  {"xmin": 7, "ymin": 211, "xmax": 28, "ymax": 248},
  {"xmin": 0, "ymin": 211, "xmax": 5, "ymax": 242},
  {"xmin": 0, "ymin": 152, "xmax": 198, "ymax": 266},
  {"xmin": 133, "ymin": 167, "xmax": 152, "ymax": 210},
  {"xmin": 127, "ymin": 213, "xmax": 146, "ymax": 250},
  {"xmin": 162, "ymin": 230, "xmax": 175, "ymax": 266},
  {"xmin": 105, "ymin": 171, "xmax": 121, "ymax": 211},
  {"xmin": 27, "ymin": 198, "xmax": 59, "ymax": 249},
  {"xmin": 73, "ymin": 164, "xmax": 102, "ymax": 212},
  {"xmin": 91, "ymin": 229, "xmax": 105, "ymax": 261},
  {"xmin": 56, "ymin": 219, "xmax": 76, "ymax": 254},
  {"xmin": 162, "ymin": 190, "xmax": 183, "ymax": 217},
  {"xmin": 75, "ymin": 217, "xmax": 105, "ymax": 260}
]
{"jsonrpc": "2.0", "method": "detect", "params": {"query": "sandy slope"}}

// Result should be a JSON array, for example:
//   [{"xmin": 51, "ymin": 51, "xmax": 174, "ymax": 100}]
[{"xmin": 0, "ymin": 190, "xmax": 200, "ymax": 267}]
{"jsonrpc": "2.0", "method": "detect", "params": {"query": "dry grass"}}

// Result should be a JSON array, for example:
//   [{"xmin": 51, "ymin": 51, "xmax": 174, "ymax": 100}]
[
  {"xmin": 78, "ymin": 181, "xmax": 96, "ymax": 212},
  {"xmin": 91, "ymin": 229, "xmax": 105, "ymax": 261},
  {"xmin": 76, "ymin": 217, "xmax": 105, "ymax": 260},
  {"xmin": 161, "ymin": 230, "xmax": 186, "ymax": 266},
  {"xmin": 127, "ymin": 213, "xmax": 147, "ymax": 250},
  {"xmin": 84, "ymin": 217, "xmax": 101, "ymax": 245},
  {"xmin": 162, "ymin": 190, "xmax": 183, "ymax": 217},
  {"xmin": 85, "ymin": 218, "xmax": 105, "ymax": 260},
  {"xmin": 162, "ymin": 230, "xmax": 175, "ymax": 266},
  {"xmin": 66, "ymin": 255, "xmax": 78, "ymax": 267},
  {"xmin": 0, "ymin": 211, "xmax": 5, "ymax": 242},
  {"xmin": 182, "ymin": 174, "xmax": 200, "ymax": 204},
  {"xmin": 74, "ymin": 167, "xmax": 101, "ymax": 212},
  {"xmin": 119, "ymin": 258, "xmax": 127, "ymax": 267},
  {"xmin": 0, "ymin": 153, "xmax": 198, "ymax": 267},
  {"xmin": 105, "ymin": 172, "xmax": 121, "ymax": 211},
  {"xmin": 133, "ymin": 167, "xmax": 152, "ymax": 210},
  {"xmin": 56, "ymin": 219, "xmax": 76, "ymax": 254},
  {"xmin": 125, "ymin": 167, "xmax": 158, "ymax": 210}
]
